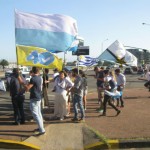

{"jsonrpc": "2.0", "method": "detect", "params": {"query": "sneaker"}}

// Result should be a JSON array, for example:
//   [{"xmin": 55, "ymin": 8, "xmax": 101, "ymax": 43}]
[
  {"xmin": 34, "ymin": 131, "xmax": 46, "ymax": 136},
  {"xmin": 71, "ymin": 118, "xmax": 78, "ymax": 122},
  {"xmin": 12, "ymin": 122, "xmax": 20, "ymax": 125},
  {"xmin": 116, "ymin": 110, "xmax": 121, "ymax": 116},
  {"xmin": 120, "ymin": 105, "xmax": 124, "ymax": 108},
  {"xmin": 97, "ymin": 107, "xmax": 103, "ymax": 112},
  {"xmin": 20, "ymin": 121, "xmax": 25, "ymax": 124},
  {"xmin": 60, "ymin": 118, "xmax": 64, "ymax": 121},
  {"xmin": 65, "ymin": 113, "xmax": 70, "ymax": 117},
  {"xmin": 99, "ymin": 113, "xmax": 106, "ymax": 116},
  {"xmin": 50, "ymin": 116, "xmax": 59, "ymax": 120},
  {"xmin": 29, "ymin": 119, "xmax": 34, "ymax": 122},
  {"xmin": 98, "ymin": 109, "xmax": 103, "ymax": 113},
  {"xmin": 79, "ymin": 118, "xmax": 85, "ymax": 123},
  {"xmin": 84, "ymin": 107, "xmax": 86, "ymax": 111},
  {"xmin": 33, "ymin": 128, "xmax": 39, "ymax": 132}
]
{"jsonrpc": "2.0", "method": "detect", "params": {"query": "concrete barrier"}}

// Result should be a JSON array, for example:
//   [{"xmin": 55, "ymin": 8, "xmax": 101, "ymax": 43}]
[{"xmin": 0, "ymin": 139, "xmax": 40, "ymax": 149}]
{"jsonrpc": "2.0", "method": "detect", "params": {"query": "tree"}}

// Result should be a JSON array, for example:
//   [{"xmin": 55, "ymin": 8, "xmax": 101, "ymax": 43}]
[{"xmin": 0, "ymin": 59, "xmax": 9, "ymax": 71}]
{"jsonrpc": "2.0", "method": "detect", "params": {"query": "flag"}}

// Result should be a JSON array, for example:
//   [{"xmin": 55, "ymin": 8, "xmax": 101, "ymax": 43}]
[
  {"xmin": 78, "ymin": 56, "xmax": 98, "ymax": 66},
  {"xmin": 68, "ymin": 40, "xmax": 79, "ymax": 52},
  {"xmin": 124, "ymin": 51, "xmax": 137, "ymax": 66},
  {"xmin": 98, "ymin": 40, "xmax": 138, "ymax": 66},
  {"xmin": 106, "ymin": 40, "xmax": 126, "ymax": 59},
  {"xmin": 15, "ymin": 10, "xmax": 78, "ymax": 53},
  {"xmin": 16, "ymin": 45, "xmax": 63, "ymax": 70}
]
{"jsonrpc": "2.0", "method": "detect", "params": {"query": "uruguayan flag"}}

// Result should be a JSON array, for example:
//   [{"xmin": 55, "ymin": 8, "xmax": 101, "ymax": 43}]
[
  {"xmin": 78, "ymin": 56, "xmax": 98, "ymax": 66},
  {"xmin": 15, "ymin": 10, "xmax": 78, "ymax": 53}
]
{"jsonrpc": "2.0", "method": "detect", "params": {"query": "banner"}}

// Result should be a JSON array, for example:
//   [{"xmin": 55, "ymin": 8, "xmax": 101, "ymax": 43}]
[
  {"xmin": 16, "ymin": 45, "xmax": 63, "ymax": 70},
  {"xmin": 78, "ymin": 56, "xmax": 98, "ymax": 66},
  {"xmin": 15, "ymin": 10, "xmax": 78, "ymax": 53}
]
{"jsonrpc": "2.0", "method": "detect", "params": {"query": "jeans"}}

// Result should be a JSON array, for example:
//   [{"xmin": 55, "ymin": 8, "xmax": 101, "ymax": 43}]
[
  {"xmin": 30, "ymin": 99, "xmax": 45, "ymax": 133},
  {"xmin": 73, "ymin": 94, "xmax": 85, "ymax": 119},
  {"xmin": 103, "ymin": 94, "xmax": 119, "ymax": 114},
  {"xmin": 117, "ymin": 87, "xmax": 124, "ymax": 106},
  {"xmin": 12, "ymin": 95, "xmax": 25, "ymax": 123}
]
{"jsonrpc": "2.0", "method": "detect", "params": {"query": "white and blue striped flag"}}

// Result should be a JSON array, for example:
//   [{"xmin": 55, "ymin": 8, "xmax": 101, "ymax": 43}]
[
  {"xmin": 15, "ymin": 10, "xmax": 78, "ymax": 53},
  {"xmin": 78, "ymin": 56, "xmax": 98, "ymax": 66}
]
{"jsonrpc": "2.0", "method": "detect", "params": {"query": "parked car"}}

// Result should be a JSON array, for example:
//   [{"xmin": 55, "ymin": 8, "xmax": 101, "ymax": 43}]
[
  {"xmin": 137, "ymin": 68, "xmax": 144, "ymax": 75},
  {"xmin": 5, "ymin": 70, "xmax": 12, "ymax": 79},
  {"xmin": 124, "ymin": 67, "xmax": 133, "ymax": 74}
]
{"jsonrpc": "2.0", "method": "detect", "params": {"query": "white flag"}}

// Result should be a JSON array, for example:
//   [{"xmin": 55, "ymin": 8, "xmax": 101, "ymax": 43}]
[{"xmin": 15, "ymin": 10, "xmax": 78, "ymax": 53}]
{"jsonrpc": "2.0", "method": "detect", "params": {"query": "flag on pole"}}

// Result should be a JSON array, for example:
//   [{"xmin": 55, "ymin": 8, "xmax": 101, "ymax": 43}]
[
  {"xmin": 15, "ymin": 10, "xmax": 78, "ymax": 53},
  {"xmin": 78, "ymin": 56, "xmax": 98, "ymax": 66},
  {"xmin": 16, "ymin": 45, "xmax": 63, "ymax": 70}
]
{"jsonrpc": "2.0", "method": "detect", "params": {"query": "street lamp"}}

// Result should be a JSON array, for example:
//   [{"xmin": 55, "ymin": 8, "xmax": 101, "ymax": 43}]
[
  {"xmin": 101, "ymin": 38, "xmax": 108, "ymax": 53},
  {"xmin": 142, "ymin": 22, "xmax": 150, "ymax": 26}
]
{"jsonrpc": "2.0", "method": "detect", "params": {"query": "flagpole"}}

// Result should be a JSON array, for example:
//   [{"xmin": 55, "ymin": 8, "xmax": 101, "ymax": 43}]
[
  {"xmin": 63, "ymin": 51, "xmax": 67, "ymax": 69},
  {"xmin": 77, "ymin": 55, "xmax": 79, "ymax": 74},
  {"xmin": 16, "ymin": 46, "xmax": 19, "ymax": 68}
]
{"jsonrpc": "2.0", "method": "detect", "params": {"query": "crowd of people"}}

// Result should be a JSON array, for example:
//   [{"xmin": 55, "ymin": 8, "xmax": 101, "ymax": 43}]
[{"xmin": 8, "ymin": 66, "xmax": 126, "ymax": 136}]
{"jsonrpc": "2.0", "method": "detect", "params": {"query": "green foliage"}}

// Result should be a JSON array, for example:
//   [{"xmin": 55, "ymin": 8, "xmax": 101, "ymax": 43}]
[{"xmin": 0, "ymin": 59, "xmax": 9, "ymax": 70}]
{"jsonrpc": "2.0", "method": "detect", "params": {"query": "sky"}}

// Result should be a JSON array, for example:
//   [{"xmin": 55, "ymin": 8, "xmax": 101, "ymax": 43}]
[{"xmin": 0, "ymin": 0, "xmax": 150, "ymax": 63}]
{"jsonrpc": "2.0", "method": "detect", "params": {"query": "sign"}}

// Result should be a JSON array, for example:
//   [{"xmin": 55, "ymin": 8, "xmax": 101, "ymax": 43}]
[{"xmin": 72, "ymin": 46, "xmax": 89, "ymax": 56}]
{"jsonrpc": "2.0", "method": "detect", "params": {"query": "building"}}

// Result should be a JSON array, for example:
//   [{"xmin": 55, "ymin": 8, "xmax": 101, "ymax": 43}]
[{"xmin": 126, "ymin": 49, "xmax": 150, "ymax": 65}]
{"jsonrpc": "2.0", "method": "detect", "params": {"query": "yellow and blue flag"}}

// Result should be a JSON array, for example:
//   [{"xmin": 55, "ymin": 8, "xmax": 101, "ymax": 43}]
[{"xmin": 16, "ymin": 45, "xmax": 63, "ymax": 70}]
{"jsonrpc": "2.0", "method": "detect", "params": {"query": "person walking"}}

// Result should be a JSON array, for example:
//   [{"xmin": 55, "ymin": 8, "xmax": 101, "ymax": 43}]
[
  {"xmin": 19, "ymin": 67, "xmax": 45, "ymax": 135},
  {"xmin": 115, "ymin": 68, "xmax": 126, "ymax": 107},
  {"xmin": 71, "ymin": 68, "xmax": 85, "ymax": 122},
  {"xmin": 10, "ymin": 68, "xmax": 26, "ymax": 125},
  {"xmin": 101, "ymin": 70, "xmax": 121, "ymax": 116}
]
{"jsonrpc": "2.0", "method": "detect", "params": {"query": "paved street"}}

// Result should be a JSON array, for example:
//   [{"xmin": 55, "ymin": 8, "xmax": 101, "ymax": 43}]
[{"xmin": 0, "ymin": 71, "xmax": 150, "ymax": 149}]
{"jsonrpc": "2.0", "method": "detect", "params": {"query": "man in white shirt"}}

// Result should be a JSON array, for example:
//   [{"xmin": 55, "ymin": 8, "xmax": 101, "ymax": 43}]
[{"xmin": 115, "ymin": 68, "xmax": 126, "ymax": 107}]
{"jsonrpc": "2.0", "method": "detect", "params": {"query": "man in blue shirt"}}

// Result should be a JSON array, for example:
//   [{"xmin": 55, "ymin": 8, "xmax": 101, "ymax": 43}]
[{"xmin": 20, "ymin": 67, "xmax": 45, "ymax": 135}]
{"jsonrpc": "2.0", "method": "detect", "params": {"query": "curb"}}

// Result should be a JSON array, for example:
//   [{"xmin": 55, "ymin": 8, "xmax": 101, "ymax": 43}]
[
  {"xmin": 0, "ymin": 139, "xmax": 40, "ymax": 149},
  {"xmin": 84, "ymin": 139, "xmax": 150, "ymax": 149}
]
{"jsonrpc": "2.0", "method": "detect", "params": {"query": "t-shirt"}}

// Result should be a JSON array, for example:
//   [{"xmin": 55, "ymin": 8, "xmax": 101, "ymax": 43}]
[
  {"xmin": 104, "ymin": 76, "xmax": 116, "ymax": 91},
  {"xmin": 30, "ymin": 75, "xmax": 42, "ymax": 101},
  {"xmin": 10, "ymin": 74, "xmax": 26, "ymax": 97},
  {"xmin": 73, "ymin": 76, "xmax": 84, "ymax": 97},
  {"xmin": 96, "ymin": 71, "xmax": 104, "ymax": 87},
  {"xmin": 43, "ymin": 73, "xmax": 49, "ymax": 88}
]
